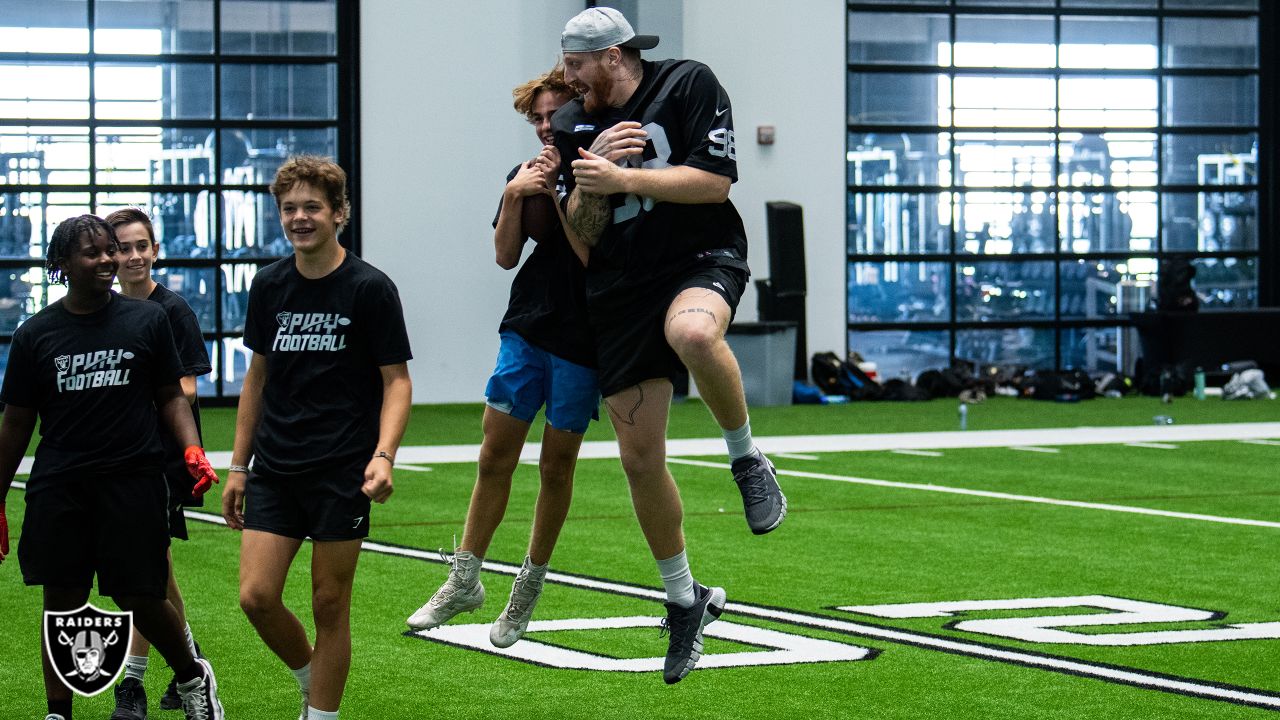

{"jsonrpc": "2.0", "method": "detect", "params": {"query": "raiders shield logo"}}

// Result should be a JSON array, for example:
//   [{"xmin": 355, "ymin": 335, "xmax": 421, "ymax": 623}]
[
  {"xmin": 43, "ymin": 604, "xmax": 132, "ymax": 697},
  {"xmin": 277, "ymin": 311, "xmax": 292, "ymax": 328},
  {"xmin": 55, "ymin": 355, "xmax": 70, "ymax": 373}
]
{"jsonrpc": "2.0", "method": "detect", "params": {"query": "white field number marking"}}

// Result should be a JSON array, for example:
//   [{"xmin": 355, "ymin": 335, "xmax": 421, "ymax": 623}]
[
  {"xmin": 413, "ymin": 616, "xmax": 872, "ymax": 671},
  {"xmin": 840, "ymin": 596, "xmax": 1280, "ymax": 646}
]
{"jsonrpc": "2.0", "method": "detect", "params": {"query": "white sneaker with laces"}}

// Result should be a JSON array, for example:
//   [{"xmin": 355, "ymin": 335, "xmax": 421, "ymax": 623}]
[
  {"xmin": 176, "ymin": 657, "xmax": 224, "ymax": 720},
  {"xmin": 490, "ymin": 558, "xmax": 547, "ymax": 648},
  {"xmin": 406, "ymin": 549, "xmax": 485, "ymax": 629}
]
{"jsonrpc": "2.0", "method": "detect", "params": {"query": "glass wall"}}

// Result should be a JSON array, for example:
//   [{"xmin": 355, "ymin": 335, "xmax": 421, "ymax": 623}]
[
  {"xmin": 847, "ymin": 1, "xmax": 1259, "ymax": 377},
  {"xmin": 0, "ymin": 0, "xmax": 354, "ymax": 401}
]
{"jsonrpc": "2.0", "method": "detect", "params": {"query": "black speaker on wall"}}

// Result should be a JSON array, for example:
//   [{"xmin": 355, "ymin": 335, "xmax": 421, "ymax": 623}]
[
  {"xmin": 766, "ymin": 201, "xmax": 806, "ymax": 295},
  {"xmin": 759, "ymin": 201, "xmax": 809, "ymax": 381}
]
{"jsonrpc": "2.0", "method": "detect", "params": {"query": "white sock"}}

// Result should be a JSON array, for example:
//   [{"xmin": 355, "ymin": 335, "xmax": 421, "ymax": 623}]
[
  {"xmin": 123, "ymin": 654, "xmax": 148, "ymax": 682},
  {"xmin": 656, "ymin": 550, "xmax": 696, "ymax": 608},
  {"xmin": 723, "ymin": 420, "xmax": 755, "ymax": 461},
  {"xmin": 307, "ymin": 708, "xmax": 338, "ymax": 720},
  {"xmin": 291, "ymin": 662, "xmax": 311, "ymax": 694},
  {"xmin": 524, "ymin": 556, "xmax": 548, "ymax": 578},
  {"xmin": 184, "ymin": 623, "xmax": 198, "ymax": 657}
]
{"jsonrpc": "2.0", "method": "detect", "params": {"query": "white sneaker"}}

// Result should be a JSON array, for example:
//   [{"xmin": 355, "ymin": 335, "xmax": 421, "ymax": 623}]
[
  {"xmin": 298, "ymin": 690, "xmax": 309, "ymax": 720},
  {"xmin": 490, "ymin": 558, "xmax": 547, "ymax": 648},
  {"xmin": 176, "ymin": 657, "xmax": 224, "ymax": 720},
  {"xmin": 406, "ymin": 549, "xmax": 485, "ymax": 629},
  {"xmin": 45, "ymin": 715, "xmax": 67, "ymax": 720}
]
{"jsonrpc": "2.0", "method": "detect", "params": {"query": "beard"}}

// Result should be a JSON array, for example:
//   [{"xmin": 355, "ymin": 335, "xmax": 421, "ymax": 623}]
[{"xmin": 581, "ymin": 72, "xmax": 615, "ymax": 115}]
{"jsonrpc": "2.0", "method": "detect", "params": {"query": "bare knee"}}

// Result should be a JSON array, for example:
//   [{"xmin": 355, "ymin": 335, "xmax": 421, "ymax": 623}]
[
  {"xmin": 311, "ymin": 587, "xmax": 351, "ymax": 630},
  {"xmin": 239, "ymin": 586, "xmax": 282, "ymax": 620},
  {"xmin": 667, "ymin": 322, "xmax": 721, "ymax": 361}
]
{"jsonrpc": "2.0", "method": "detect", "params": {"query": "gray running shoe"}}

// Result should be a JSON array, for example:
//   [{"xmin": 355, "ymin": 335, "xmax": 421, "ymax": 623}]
[
  {"xmin": 731, "ymin": 450, "xmax": 787, "ymax": 534},
  {"xmin": 660, "ymin": 583, "xmax": 726, "ymax": 684},
  {"xmin": 490, "ymin": 559, "xmax": 546, "ymax": 648},
  {"xmin": 160, "ymin": 641, "xmax": 202, "ymax": 711},
  {"xmin": 110, "ymin": 677, "xmax": 147, "ymax": 720},
  {"xmin": 176, "ymin": 658, "xmax": 224, "ymax": 720},
  {"xmin": 406, "ymin": 550, "xmax": 485, "ymax": 629}
]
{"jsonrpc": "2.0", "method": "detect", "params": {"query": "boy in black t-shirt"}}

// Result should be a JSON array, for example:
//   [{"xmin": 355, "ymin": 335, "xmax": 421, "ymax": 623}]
[
  {"xmin": 221, "ymin": 156, "xmax": 412, "ymax": 720},
  {"xmin": 106, "ymin": 207, "xmax": 214, "ymax": 719},
  {"xmin": 407, "ymin": 66, "xmax": 599, "ymax": 648},
  {"xmin": 0, "ymin": 215, "xmax": 223, "ymax": 720},
  {"xmin": 552, "ymin": 8, "xmax": 787, "ymax": 684}
]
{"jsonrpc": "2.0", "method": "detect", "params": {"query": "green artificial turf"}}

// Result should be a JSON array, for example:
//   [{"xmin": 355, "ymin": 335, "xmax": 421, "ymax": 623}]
[{"xmin": 1, "ymin": 398, "xmax": 1277, "ymax": 718}]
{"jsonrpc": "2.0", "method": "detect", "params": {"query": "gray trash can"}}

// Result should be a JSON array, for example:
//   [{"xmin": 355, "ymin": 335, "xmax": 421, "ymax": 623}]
[{"xmin": 725, "ymin": 321, "xmax": 797, "ymax": 407}]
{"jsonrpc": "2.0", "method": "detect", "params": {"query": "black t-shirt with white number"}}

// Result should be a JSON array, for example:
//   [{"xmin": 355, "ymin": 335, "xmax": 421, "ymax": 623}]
[
  {"xmin": 493, "ymin": 165, "xmax": 595, "ymax": 368},
  {"xmin": 242, "ymin": 252, "xmax": 413, "ymax": 478},
  {"xmin": 0, "ymin": 293, "xmax": 184, "ymax": 490},
  {"xmin": 148, "ymin": 283, "xmax": 212, "ymax": 489},
  {"xmin": 552, "ymin": 59, "xmax": 751, "ymax": 310}
]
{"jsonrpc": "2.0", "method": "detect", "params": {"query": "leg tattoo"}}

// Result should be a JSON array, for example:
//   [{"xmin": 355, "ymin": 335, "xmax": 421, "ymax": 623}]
[
  {"xmin": 667, "ymin": 306, "xmax": 718, "ymax": 328},
  {"xmin": 605, "ymin": 385, "xmax": 646, "ymax": 426}
]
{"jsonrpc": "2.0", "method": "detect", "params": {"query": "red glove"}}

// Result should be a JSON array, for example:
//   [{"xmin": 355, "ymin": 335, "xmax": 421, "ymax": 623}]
[
  {"xmin": 184, "ymin": 446, "xmax": 220, "ymax": 497},
  {"xmin": 1, "ymin": 502, "xmax": 9, "ymax": 561}
]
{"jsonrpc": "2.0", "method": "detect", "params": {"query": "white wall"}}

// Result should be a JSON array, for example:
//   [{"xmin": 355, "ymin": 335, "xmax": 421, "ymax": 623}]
[{"xmin": 361, "ymin": 0, "xmax": 845, "ymax": 402}]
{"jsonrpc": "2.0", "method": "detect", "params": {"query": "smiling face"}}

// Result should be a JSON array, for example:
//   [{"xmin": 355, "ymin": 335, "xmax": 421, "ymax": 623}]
[
  {"xmin": 64, "ymin": 227, "xmax": 119, "ymax": 293},
  {"xmin": 530, "ymin": 89, "xmax": 570, "ymax": 146},
  {"xmin": 113, "ymin": 221, "xmax": 157, "ymax": 286},
  {"xmin": 563, "ymin": 50, "xmax": 615, "ymax": 114},
  {"xmin": 278, "ymin": 182, "xmax": 344, "ymax": 256}
]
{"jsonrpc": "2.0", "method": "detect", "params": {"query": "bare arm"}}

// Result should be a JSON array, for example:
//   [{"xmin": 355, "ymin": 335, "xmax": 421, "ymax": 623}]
[
  {"xmin": 573, "ymin": 152, "xmax": 731, "ymax": 205},
  {"xmin": 180, "ymin": 375, "xmax": 198, "ymax": 406},
  {"xmin": 156, "ymin": 380, "xmax": 200, "ymax": 448},
  {"xmin": 223, "ymin": 352, "xmax": 266, "ymax": 529},
  {"xmin": 565, "ymin": 186, "xmax": 612, "ymax": 249},
  {"xmin": 0, "ymin": 404, "xmax": 37, "ymax": 503},
  {"xmin": 361, "ymin": 362, "xmax": 412, "ymax": 504}
]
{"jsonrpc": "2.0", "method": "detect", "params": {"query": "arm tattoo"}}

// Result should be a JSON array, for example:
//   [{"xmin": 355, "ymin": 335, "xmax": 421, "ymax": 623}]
[
  {"xmin": 568, "ymin": 189, "xmax": 610, "ymax": 247},
  {"xmin": 605, "ymin": 384, "xmax": 645, "ymax": 426}
]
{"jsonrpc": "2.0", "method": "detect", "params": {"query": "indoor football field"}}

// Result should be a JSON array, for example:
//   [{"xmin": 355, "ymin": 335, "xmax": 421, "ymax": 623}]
[{"xmin": 1, "ymin": 397, "xmax": 1277, "ymax": 719}]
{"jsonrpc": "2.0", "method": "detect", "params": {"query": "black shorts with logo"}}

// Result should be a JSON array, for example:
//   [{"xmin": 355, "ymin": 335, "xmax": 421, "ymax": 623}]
[
  {"xmin": 243, "ymin": 468, "xmax": 372, "ymax": 541},
  {"xmin": 594, "ymin": 263, "xmax": 747, "ymax": 398},
  {"xmin": 19, "ymin": 473, "xmax": 171, "ymax": 598}
]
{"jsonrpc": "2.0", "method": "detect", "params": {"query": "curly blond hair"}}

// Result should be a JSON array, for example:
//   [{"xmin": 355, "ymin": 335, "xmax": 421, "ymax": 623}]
[{"xmin": 512, "ymin": 64, "xmax": 574, "ymax": 122}]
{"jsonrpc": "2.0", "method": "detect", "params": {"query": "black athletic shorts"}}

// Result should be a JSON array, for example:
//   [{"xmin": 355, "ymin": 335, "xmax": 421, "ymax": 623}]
[
  {"xmin": 164, "ymin": 460, "xmax": 201, "ymax": 541},
  {"xmin": 19, "ymin": 473, "xmax": 171, "ymax": 598},
  {"xmin": 594, "ymin": 263, "xmax": 747, "ymax": 398},
  {"xmin": 243, "ymin": 469, "xmax": 372, "ymax": 541}
]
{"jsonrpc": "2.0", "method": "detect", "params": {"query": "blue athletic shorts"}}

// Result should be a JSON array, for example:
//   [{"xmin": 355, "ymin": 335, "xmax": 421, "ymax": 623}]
[{"xmin": 485, "ymin": 331, "xmax": 600, "ymax": 434}]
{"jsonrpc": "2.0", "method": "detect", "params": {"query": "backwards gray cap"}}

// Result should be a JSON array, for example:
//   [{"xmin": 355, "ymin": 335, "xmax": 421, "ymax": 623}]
[{"xmin": 561, "ymin": 7, "xmax": 659, "ymax": 53}]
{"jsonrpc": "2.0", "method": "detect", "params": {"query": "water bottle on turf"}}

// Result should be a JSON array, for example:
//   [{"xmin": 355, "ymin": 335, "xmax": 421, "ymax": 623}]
[
  {"xmin": 958, "ymin": 403, "xmax": 968, "ymax": 431},
  {"xmin": 1194, "ymin": 367, "xmax": 1206, "ymax": 400}
]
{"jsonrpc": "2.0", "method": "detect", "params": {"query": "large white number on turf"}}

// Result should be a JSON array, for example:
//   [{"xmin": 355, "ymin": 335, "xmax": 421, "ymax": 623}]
[
  {"xmin": 411, "ymin": 616, "xmax": 871, "ymax": 671},
  {"xmin": 840, "ymin": 596, "xmax": 1280, "ymax": 646},
  {"xmin": 613, "ymin": 122, "xmax": 672, "ymax": 224}
]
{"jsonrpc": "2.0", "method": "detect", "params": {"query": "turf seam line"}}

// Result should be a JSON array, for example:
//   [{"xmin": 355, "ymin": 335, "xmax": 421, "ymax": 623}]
[{"xmin": 666, "ymin": 459, "xmax": 1280, "ymax": 529}]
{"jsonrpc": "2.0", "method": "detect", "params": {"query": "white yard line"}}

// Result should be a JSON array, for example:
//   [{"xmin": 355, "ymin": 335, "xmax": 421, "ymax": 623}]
[
  {"xmin": 666, "ymin": 458, "xmax": 1280, "ymax": 530},
  {"xmin": 1241, "ymin": 439, "xmax": 1280, "ymax": 447},
  {"xmin": 1010, "ymin": 446, "xmax": 1061, "ymax": 454},
  {"xmin": 773, "ymin": 452, "xmax": 821, "ymax": 461},
  {"xmin": 891, "ymin": 449, "xmax": 944, "ymax": 457},
  {"xmin": 1125, "ymin": 442, "xmax": 1180, "ymax": 450}
]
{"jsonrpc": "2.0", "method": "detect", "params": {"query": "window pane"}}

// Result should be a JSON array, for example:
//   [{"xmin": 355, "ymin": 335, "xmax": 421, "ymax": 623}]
[
  {"xmin": 958, "ymin": 190, "xmax": 1055, "ymax": 254},
  {"xmin": 1162, "ymin": 191, "xmax": 1256, "ymax": 252},
  {"xmin": 1162, "ymin": 134, "xmax": 1256, "ymax": 185},
  {"xmin": 956, "ymin": 261, "xmax": 1056, "ymax": 321},
  {"xmin": 1192, "ymin": 257, "xmax": 1256, "ymax": 308},
  {"xmin": 849, "ymin": 192, "xmax": 951, "ymax": 255},
  {"xmin": 1060, "ymin": 327, "xmax": 1122, "ymax": 374},
  {"xmin": 955, "ymin": 132, "xmax": 1054, "ymax": 188},
  {"xmin": 1164, "ymin": 17, "xmax": 1257, "ymax": 70},
  {"xmin": 848, "ymin": 132, "xmax": 949, "ymax": 186},
  {"xmin": 155, "ymin": 265, "xmax": 216, "ymax": 330},
  {"xmin": 848, "ymin": 329, "xmax": 951, "ymax": 383},
  {"xmin": 95, "ymin": 0, "xmax": 214, "ymax": 54},
  {"xmin": 1060, "ymin": 16, "xmax": 1156, "ymax": 70},
  {"xmin": 1163, "ymin": 0, "xmax": 1256, "ymax": 9},
  {"xmin": 849, "ymin": 72, "xmax": 943, "ymax": 126},
  {"xmin": 1165, "ymin": 76, "xmax": 1257, "ymax": 127},
  {"xmin": 956, "ymin": 327, "xmax": 1055, "ymax": 369},
  {"xmin": 849, "ymin": 12, "xmax": 948, "ymax": 66},
  {"xmin": 1059, "ymin": 190, "xmax": 1155, "ymax": 253},
  {"xmin": 0, "ymin": 192, "xmax": 45, "ymax": 260},
  {"xmin": 0, "ymin": 126, "xmax": 90, "ymax": 185},
  {"xmin": 96, "ymin": 190, "xmax": 216, "ymax": 260},
  {"xmin": 0, "ymin": 268, "xmax": 43, "ymax": 333},
  {"xmin": 195, "ymin": 339, "xmax": 218, "ymax": 397},
  {"xmin": 221, "ymin": 0, "xmax": 337, "ymax": 55},
  {"xmin": 221, "ymin": 263, "xmax": 263, "ymax": 332},
  {"xmin": 0, "ymin": 2, "xmax": 88, "ymax": 53},
  {"xmin": 0, "ymin": 62, "xmax": 89, "ymax": 120},
  {"xmin": 222, "ymin": 191, "xmax": 290, "ymax": 258},
  {"xmin": 219, "ymin": 337, "xmax": 253, "ymax": 395},
  {"xmin": 97, "ymin": 127, "xmax": 215, "ymax": 186},
  {"xmin": 221, "ymin": 64, "xmax": 337, "ymax": 120},
  {"xmin": 219, "ymin": 128, "xmax": 337, "ymax": 185},
  {"xmin": 1058, "ymin": 260, "xmax": 1152, "ymax": 319},
  {"xmin": 848, "ymin": 261, "xmax": 950, "ymax": 323},
  {"xmin": 1059, "ymin": 77, "xmax": 1157, "ymax": 128},
  {"xmin": 1060, "ymin": 132, "xmax": 1157, "ymax": 187},
  {"xmin": 954, "ymin": 16, "xmax": 1054, "ymax": 68},
  {"xmin": 957, "ymin": 0, "xmax": 1052, "ymax": 6},
  {"xmin": 1062, "ymin": 0, "xmax": 1156, "ymax": 7},
  {"xmin": 94, "ymin": 63, "xmax": 214, "ymax": 120},
  {"xmin": 952, "ymin": 75, "xmax": 1055, "ymax": 127}
]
